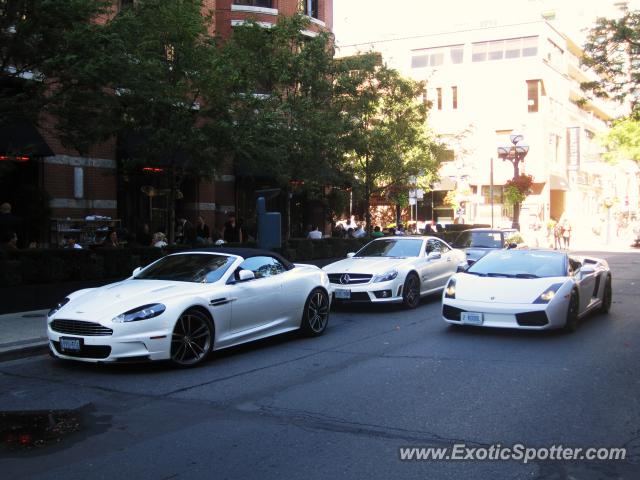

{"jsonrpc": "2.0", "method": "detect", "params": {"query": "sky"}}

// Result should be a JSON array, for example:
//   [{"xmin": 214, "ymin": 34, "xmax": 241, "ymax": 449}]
[{"xmin": 333, "ymin": 0, "xmax": 640, "ymax": 48}]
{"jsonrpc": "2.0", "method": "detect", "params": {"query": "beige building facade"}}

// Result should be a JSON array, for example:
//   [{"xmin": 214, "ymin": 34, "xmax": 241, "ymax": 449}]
[{"xmin": 339, "ymin": 17, "xmax": 638, "ymax": 233}]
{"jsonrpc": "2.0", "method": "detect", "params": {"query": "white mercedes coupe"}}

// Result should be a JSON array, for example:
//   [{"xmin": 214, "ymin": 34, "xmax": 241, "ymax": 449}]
[
  {"xmin": 442, "ymin": 249, "xmax": 612, "ymax": 331},
  {"xmin": 322, "ymin": 236, "xmax": 466, "ymax": 308},
  {"xmin": 47, "ymin": 248, "xmax": 331, "ymax": 367}
]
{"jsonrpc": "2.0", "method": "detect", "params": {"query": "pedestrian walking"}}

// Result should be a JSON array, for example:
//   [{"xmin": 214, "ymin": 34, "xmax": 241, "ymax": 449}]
[
  {"xmin": 562, "ymin": 219, "xmax": 572, "ymax": 249},
  {"xmin": 553, "ymin": 221, "xmax": 563, "ymax": 250}
]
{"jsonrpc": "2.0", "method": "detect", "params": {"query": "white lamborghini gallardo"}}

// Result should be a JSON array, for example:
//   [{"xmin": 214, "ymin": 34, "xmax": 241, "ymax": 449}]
[{"xmin": 442, "ymin": 249, "xmax": 612, "ymax": 331}]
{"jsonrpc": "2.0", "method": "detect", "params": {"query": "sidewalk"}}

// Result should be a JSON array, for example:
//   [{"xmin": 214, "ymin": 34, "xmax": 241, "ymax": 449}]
[{"xmin": 0, "ymin": 309, "xmax": 50, "ymax": 362}]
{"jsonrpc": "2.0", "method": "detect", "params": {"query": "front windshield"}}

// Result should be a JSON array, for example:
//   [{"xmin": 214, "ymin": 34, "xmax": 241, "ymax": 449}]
[
  {"xmin": 355, "ymin": 239, "xmax": 423, "ymax": 257},
  {"xmin": 466, "ymin": 251, "xmax": 565, "ymax": 278},
  {"xmin": 135, "ymin": 254, "xmax": 236, "ymax": 283},
  {"xmin": 454, "ymin": 231, "xmax": 503, "ymax": 248}
]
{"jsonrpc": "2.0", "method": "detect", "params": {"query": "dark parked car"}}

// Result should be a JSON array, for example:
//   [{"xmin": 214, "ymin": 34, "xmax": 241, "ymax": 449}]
[{"xmin": 451, "ymin": 228, "xmax": 521, "ymax": 266}]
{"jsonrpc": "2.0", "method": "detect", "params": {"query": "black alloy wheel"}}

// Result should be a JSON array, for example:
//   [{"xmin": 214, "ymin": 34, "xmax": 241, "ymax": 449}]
[
  {"xmin": 599, "ymin": 276, "xmax": 612, "ymax": 314},
  {"xmin": 301, "ymin": 289, "xmax": 330, "ymax": 336},
  {"xmin": 564, "ymin": 291, "xmax": 580, "ymax": 332},
  {"xmin": 402, "ymin": 273, "xmax": 421, "ymax": 309},
  {"xmin": 170, "ymin": 309, "xmax": 213, "ymax": 367}
]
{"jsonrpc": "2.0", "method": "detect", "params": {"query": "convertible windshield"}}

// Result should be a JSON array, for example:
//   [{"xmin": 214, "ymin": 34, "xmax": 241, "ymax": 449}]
[
  {"xmin": 135, "ymin": 254, "xmax": 235, "ymax": 283},
  {"xmin": 453, "ymin": 231, "xmax": 503, "ymax": 248},
  {"xmin": 467, "ymin": 250, "xmax": 565, "ymax": 278},
  {"xmin": 355, "ymin": 239, "xmax": 423, "ymax": 257}
]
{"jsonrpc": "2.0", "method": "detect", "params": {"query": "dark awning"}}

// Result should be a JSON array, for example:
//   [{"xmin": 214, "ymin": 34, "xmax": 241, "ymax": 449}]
[{"xmin": 0, "ymin": 121, "xmax": 54, "ymax": 157}]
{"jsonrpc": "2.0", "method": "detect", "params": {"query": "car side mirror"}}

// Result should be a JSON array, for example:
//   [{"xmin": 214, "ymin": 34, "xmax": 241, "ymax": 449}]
[
  {"xmin": 132, "ymin": 266, "xmax": 143, "ymax": 277},
  {"xmin": 237, "ymin": 269, "xmax": 256, "ymax": 282},
  {"xmin": 346, "ymin": 252, "xmax": 356, "ymax": 258},
  {"xmin": 507, "ymin": 242, "xmax": 518, "ymax": 250},
  {"xmin": 456, "ymin": 263, "xmax": 468, "ymax": 273},
  {"xmin": 427, "ymin": 251, "xmax": 442, "ymax": 260}
]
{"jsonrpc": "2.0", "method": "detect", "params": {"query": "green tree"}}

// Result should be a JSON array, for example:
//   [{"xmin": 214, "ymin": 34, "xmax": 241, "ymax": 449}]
[
  {"xmin": 582, "ymin": 9, "xmax": 640, "ymax": 110},
  {"xmin": 47, "ymin": 0, "xmax": 232, "ymax": 243},
  {"xmin": 336, "ymin": 54, "xmax": 440, "ymax": 231},
  {"xmin": 219, "ymin": 15, "xmax": 346, "ymax": 238},
  {"xmin": 598, "ymin": 117, "xmax": 640, "ymax": 163},
  {"xmin": 0, "ymin": 0, "xmax": 111, "ymax": 129}
]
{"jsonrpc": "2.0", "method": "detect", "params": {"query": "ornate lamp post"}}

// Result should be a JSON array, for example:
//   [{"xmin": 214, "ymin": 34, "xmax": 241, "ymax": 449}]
[{"xmin": 497, "ymin": 134, "xmax": 529, "ymax": 230}]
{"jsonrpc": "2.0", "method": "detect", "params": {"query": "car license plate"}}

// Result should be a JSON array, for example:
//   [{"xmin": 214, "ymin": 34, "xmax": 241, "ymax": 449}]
[
  {"xmin": 59, "ymin": 337, "xmax": 82, "ymax": 353},
  {"xmin": 461, "ymin": 312, "xmax": 483, "ymax": 325},
  {"xmin": 334, "ymin": 289, "xmax": 351, "ymax": 299}
]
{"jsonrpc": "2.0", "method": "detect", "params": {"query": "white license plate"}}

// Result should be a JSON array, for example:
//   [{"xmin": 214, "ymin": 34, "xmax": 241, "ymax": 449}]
[
  {"xmin": 60, "ymin": 337, "xmax": 82, "ymax": 353},
  {"xmin": 461, "ymin": 312, "xmax": 483, "ymax": 325},
  {"xmin": 334, "ymin": 289, "xmax": 351, "ymax": 299}
]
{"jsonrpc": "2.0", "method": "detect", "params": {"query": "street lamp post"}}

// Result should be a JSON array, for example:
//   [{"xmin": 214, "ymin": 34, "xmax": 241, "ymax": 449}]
[{"xmin": 497, "ymin": 134, "xmax": 529, "ymax": 230}]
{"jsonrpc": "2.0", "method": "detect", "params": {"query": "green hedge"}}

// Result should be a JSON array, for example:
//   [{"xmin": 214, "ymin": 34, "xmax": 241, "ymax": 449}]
[
  {"xmin": 0, "ymin": 231, "xmax": 477, "ymax": 287},
  {"xmin": 0, "ymin": 239, "xmax": 370, "ymax": 287}
]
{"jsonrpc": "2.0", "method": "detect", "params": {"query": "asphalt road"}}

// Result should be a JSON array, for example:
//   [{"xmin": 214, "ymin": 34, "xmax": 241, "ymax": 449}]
[{"xmin": 2, "ymin": 251, "xmax": 640, "ymax": 479}]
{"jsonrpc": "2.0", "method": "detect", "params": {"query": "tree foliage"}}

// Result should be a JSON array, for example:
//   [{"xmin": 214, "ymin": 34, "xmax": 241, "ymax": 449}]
[
  {"xmin": 598, "ymin": 116, "xmax": 640, "ymax": 163},
  {"xmin": 220, "ymin": 16, "xmax": 344, "ymax": 187},
  {"xmin": 336, "ymin": 54, "xmax": 440, "ymax": 229},
  {"xmin": 0, "ymin": 0, "xmax": 111, "ymax": 128},
  {"xmin": 582, "ymin": 9, "xmax": 640, "ymax": 111}
]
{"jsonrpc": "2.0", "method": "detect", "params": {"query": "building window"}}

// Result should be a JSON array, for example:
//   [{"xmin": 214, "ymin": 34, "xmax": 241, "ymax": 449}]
[
  {"xmin": 437, "ymin": 88, "xmax": 442, "ymax": 110},
  {"xmin": 522, "ymin": 36, "xmax": 538, "ymax": 57},
  {"xmin": 411, "ymin": 45, "xmax": 463, "ymax": 68},
  {"xmin": 451, "ymin": 86, "xmax": 458, "ymax": 109},
  {"xmin": 527, "ymin": 80, "xmax": 539, "ymax": 113},
  {"xmin": 505, "ymin": 38, "xmax": 521, "ymax": 59},
  {"xmin": 450, "ymin": 46, "xmax": 464, "ymax": 64},
  {"xmin": 488, "ymin": 40, "xmax": 504, "ymax": 61},
  {"xmin": 472, "ymin": 42, "xmax": 488, "ymax": 62},
  {"xmin": 472, "ymin": 36, "xmax": 538, "ymax": 62},
  {"xmin": 299, "ymin": 0, "xmax": 319, "ymax": 19},
  {"xmin": 235, "ymin": 0, "xmax": 273, "ymax": 7}
]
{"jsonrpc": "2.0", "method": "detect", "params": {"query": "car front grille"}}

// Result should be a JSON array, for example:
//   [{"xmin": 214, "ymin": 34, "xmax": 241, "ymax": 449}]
[
  {"xmin": 328, "ymin": 273, "xmax": 372, "ymax": 285},
  {"xmin": 51, "ymin": 319, "xmax": 113, "ymax": 336}
]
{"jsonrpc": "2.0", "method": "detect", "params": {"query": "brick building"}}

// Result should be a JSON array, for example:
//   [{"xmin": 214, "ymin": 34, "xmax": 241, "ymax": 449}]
[{"xmin": 0, "ymin": 0, "xmax": 333, "ymax": 247}]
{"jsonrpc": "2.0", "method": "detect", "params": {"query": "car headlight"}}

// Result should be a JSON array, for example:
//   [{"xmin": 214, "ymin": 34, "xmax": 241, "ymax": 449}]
[
  {"xmin": 112, "ymin": 303, "xmax": 166, "ymax": 323},
  {"xmin": 48, "ymin": 298, "xmax": 70, "ymax": 318},
  {"xmin": 444, "ymin": 278, "xmax": 456, "ymax": 299},
  {"xmin": 372, "ymin": 270, "xmax": 398, "ymax": 282},
  {"xmin": 533, "ymin": 284, "xmax": 563, "ymax": 304}
]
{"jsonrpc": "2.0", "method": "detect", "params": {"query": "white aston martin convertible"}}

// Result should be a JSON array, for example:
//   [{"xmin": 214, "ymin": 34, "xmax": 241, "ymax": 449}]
[
  {"xmin": 322, "ymin": 236, "xmax": 466, "ymax": 308},
  {"xmin": 47, "ymin": 248, "xmax": 331, "ymax": 367},
  {"xmin": 442, "ymin": 249, "xmax": 612, "ymax": 331}
]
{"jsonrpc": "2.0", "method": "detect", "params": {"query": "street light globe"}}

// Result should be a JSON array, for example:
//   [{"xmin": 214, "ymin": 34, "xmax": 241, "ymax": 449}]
[{"xmin": 510, "ymin": 134, "xmax": 524, "ymax": 145}]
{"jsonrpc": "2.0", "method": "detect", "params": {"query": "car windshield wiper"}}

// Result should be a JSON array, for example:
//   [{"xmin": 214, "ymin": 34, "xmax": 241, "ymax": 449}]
[
  {"xmin": 485, "ymin": 272, "xmax": 513, "ymax": 278},
  {"xmin": 514, "ymin": 273, "xmax": 539, "ymax": 278},
  {"xmin": 465, "ymin": 271, "xmax": 487, "ymax": 277}
]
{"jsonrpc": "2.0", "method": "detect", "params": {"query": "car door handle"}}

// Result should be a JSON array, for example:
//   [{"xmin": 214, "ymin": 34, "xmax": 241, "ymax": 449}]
[{"xmin": 209, "ymin": 297, "xmax": 237, "ymax": 306}]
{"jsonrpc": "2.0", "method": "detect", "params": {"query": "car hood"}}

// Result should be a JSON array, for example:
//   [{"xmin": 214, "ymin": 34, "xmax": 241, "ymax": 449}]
[
  {"xmin": 454, "ymin": 274, "xmax": 568, "ymax": 304},
  {"xmin": 323, "ymin": 257, "xmax": 412, "ymax": 274},
  {"xmin": 54, "ymin": 279, "xmax": 209, "ymax": 321}
]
